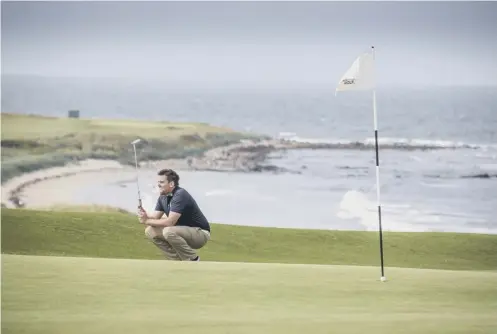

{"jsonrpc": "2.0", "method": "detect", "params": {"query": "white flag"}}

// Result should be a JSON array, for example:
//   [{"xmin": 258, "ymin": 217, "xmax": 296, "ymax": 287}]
[{"xmin": 336, "ymin": 51, "xmax": 375, "ymax": 93}]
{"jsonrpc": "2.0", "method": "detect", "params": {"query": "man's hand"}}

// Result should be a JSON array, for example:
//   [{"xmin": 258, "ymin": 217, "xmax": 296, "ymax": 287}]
[{"xmin": 138, "ymin": 206, "xmax": 148, "ymax": 224}]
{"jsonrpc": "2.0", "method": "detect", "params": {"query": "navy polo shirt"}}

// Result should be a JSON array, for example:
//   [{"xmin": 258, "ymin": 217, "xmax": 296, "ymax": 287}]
[{"xmin": 154, "ymin": 186, "xmax": 210, "ymax": 232}]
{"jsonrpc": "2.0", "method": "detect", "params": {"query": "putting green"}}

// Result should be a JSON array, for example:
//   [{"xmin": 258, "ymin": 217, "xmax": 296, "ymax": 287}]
[{"xmin": 2, "ymin": 255, "xmax": 496, "ymax": 334}]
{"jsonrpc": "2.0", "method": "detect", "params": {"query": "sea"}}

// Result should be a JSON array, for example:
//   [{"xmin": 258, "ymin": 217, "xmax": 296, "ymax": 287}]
[{"xmin": 2, "ymin": 75, "xmax": 497, "ymax": 234}]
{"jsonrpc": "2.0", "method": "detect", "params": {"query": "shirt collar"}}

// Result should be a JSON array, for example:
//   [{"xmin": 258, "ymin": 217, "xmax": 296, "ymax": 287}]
[{"xmin": 166, "ymin": 186, "xmax": 180, "ymax": 197}]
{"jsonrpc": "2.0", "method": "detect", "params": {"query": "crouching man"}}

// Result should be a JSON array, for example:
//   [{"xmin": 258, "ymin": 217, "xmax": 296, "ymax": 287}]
[{"xmin": 138, "ymin": 168, "xmax": 211, "ymax": 261}]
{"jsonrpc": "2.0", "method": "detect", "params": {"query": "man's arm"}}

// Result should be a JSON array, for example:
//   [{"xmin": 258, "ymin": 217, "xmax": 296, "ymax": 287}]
[
  {"xmin": 144, "ymin": 190, "xmax": 187, "ymax": 227},
  {"xmin": 148, "ymin": 210, "xmax": 164, "ymax": 219},
  {"xmin": 144, "ymin": 211, "xmax": 181, "ymax": 227}
]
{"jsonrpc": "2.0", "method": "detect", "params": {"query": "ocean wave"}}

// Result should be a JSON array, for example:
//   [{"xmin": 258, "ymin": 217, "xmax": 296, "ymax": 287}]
[
  {"xmin": 277, "ymin": 133, "xmax": 496, "ymax": 151},
  {"xmin": 425, "ymin": 172, "xmax": 497, "ymax": 180},
  {"xmin": 336, "ymin": 190, "xmax": 496, "ymax": 234},
  {"xmin": 336, "ymin": 190, "xmax": 435, "ymax": 232},
  {"xmin": 461, "ymin": 173, "xmax": 497, "ymax": 179}
]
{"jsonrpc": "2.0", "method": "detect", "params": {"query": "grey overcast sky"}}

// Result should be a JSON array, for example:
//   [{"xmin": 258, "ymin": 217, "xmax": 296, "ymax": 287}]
[{"xmin": 2, "ymin": 1, "xmax": 497, "ymax": 87}]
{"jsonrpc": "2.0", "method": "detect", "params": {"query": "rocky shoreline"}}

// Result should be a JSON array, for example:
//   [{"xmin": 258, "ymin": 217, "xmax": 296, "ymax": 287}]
[
  {"xmin": 145, "ymin": 138, "xmax": 301, "ymax": 174},
  {"xmin": 145, "ymin": 135, "xmax": 479, "ymax": 173},
  {"xmin": 2, "ymin": 136, "xmax": 486, "ymax": 209}
]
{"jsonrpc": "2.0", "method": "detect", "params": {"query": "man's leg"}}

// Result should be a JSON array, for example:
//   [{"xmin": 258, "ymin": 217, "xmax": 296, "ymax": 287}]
[
  {"xmin": 144, "ymin": 226, "xmax": 181, "ymax": 260},
  {"xmin": 162, "ymin": 226, "xmax": 210, "ymax": 261}
]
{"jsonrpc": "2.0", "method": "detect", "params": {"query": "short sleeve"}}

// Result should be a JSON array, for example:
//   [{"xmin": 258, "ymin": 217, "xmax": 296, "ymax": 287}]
[
  {"xmin": 170, "ymin": 191, "xmax": 188, "ymax": 214},
  {"xmin": 154, "ymin": 197, "xmax": 164, "ymax": 212}
]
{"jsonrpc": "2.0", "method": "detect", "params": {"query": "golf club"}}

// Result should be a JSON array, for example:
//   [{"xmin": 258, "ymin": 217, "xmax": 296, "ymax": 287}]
[{"xmin": 130, "ymin": 139, "xmax": 142, "ymax": 208}]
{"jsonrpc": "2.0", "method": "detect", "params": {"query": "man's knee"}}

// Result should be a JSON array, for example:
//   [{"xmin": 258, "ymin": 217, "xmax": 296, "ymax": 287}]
[
  {"xmin": 145, "ymin": 226, "xmax": 160, "ymax": 240},
  {"xmin": 163, "ymin": 227, "xmax": 208, "ymax": 249},
  {"xmin": 162, "ymin": 227, "xmax": 177, "ymax": 241}
]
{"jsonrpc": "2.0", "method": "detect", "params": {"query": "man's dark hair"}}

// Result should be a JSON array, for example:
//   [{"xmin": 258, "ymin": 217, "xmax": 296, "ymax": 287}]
[{"xmin": 158, "ymin": 168, "xmax": 180, "ymax": 186}]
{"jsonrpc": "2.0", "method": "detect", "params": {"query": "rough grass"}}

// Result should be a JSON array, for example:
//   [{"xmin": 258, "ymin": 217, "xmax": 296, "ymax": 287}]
[
  {"xmin": 0, "ymin": 113, "xmax": 266, "ymax": 183},
  {"xmin": 2, "ymin": 208, "xmax": 497, "ymax": 271}
]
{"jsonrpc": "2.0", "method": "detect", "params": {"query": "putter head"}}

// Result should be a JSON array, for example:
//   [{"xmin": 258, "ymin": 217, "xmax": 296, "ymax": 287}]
[{"xmin": 131, "ymin": 139, "xmax": 141, "ymax": 145}]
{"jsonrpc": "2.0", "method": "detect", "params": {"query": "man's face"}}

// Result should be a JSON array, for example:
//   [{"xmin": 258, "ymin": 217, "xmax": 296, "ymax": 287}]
[{"xmin": 157, "ymin": 175, "xmax": 174, "ymax": 195}]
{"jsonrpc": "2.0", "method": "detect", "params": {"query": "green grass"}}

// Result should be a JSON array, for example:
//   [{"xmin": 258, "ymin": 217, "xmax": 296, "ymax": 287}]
[
  {"xmin": 2, "ymin": 209, "xmax": 497, "ymax": 333},
  {"xmin": 0, "ymin": 113, "xmax": 266, "ymax": 183},
  {"xmin": 1, "ymin": 112, "xmax": 240, "ymax": 140},
  {"xmin": 2, "ymin": 208, "xmax": 497, "ymax": 271},
  {"xmin": 2, "ymin": 255, "xmax": 496, "ymax": 334}
]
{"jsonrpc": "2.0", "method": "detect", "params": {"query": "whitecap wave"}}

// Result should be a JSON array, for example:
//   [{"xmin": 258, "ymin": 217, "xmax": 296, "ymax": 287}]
[
  {"xmin": 278, "ymin": 134, "xmax": 496, "ymax": 151},
  {"xmin": 336, "ymin": 190, "xmax": 470, "ymax": 233}
]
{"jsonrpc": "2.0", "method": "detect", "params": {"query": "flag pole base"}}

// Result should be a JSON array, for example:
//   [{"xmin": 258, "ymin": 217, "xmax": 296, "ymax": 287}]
[{"xmin": 380, "ymin": 276, "xmax": 387, "ymax": 282}]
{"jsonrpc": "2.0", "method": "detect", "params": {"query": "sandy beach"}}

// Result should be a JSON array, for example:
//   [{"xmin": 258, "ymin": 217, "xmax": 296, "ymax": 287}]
[
  {"xmin": 1, "ymin": 139, "xmax": 287, "ymax": 210},
  {"xmin": 1, "ymin": 160, "xmax": 124, "ymax": 209},
  {"xmin": 14, "ymin": 168, "xmax": 148, "ymax": 210},
  {"xmin": 2, "ymin": 160, "xmax": 197, "ymax": 210}
]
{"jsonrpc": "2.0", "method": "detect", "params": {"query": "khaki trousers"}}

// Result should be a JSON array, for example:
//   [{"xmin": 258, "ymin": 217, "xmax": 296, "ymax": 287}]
[{"xmin": 145, "ymin": 226, "xmax": 210, "ymax": 261}]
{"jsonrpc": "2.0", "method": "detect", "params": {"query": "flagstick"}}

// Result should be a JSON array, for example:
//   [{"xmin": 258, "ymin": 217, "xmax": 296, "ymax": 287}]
[{"xmin": 371, "ymin": 46, "xmax": 386, "ymax": 282}]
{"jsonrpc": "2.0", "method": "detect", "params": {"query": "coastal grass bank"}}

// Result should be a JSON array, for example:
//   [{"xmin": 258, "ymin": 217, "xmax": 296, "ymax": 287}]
[{"xmin": 1, "ymin": 112, "xmax": 265, "ymax": 183}]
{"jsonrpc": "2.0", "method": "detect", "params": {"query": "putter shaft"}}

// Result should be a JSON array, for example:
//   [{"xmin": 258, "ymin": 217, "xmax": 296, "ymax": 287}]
[{"xmin": 131, "ymin": 142, "xmax": 142, "ymax": 208}]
